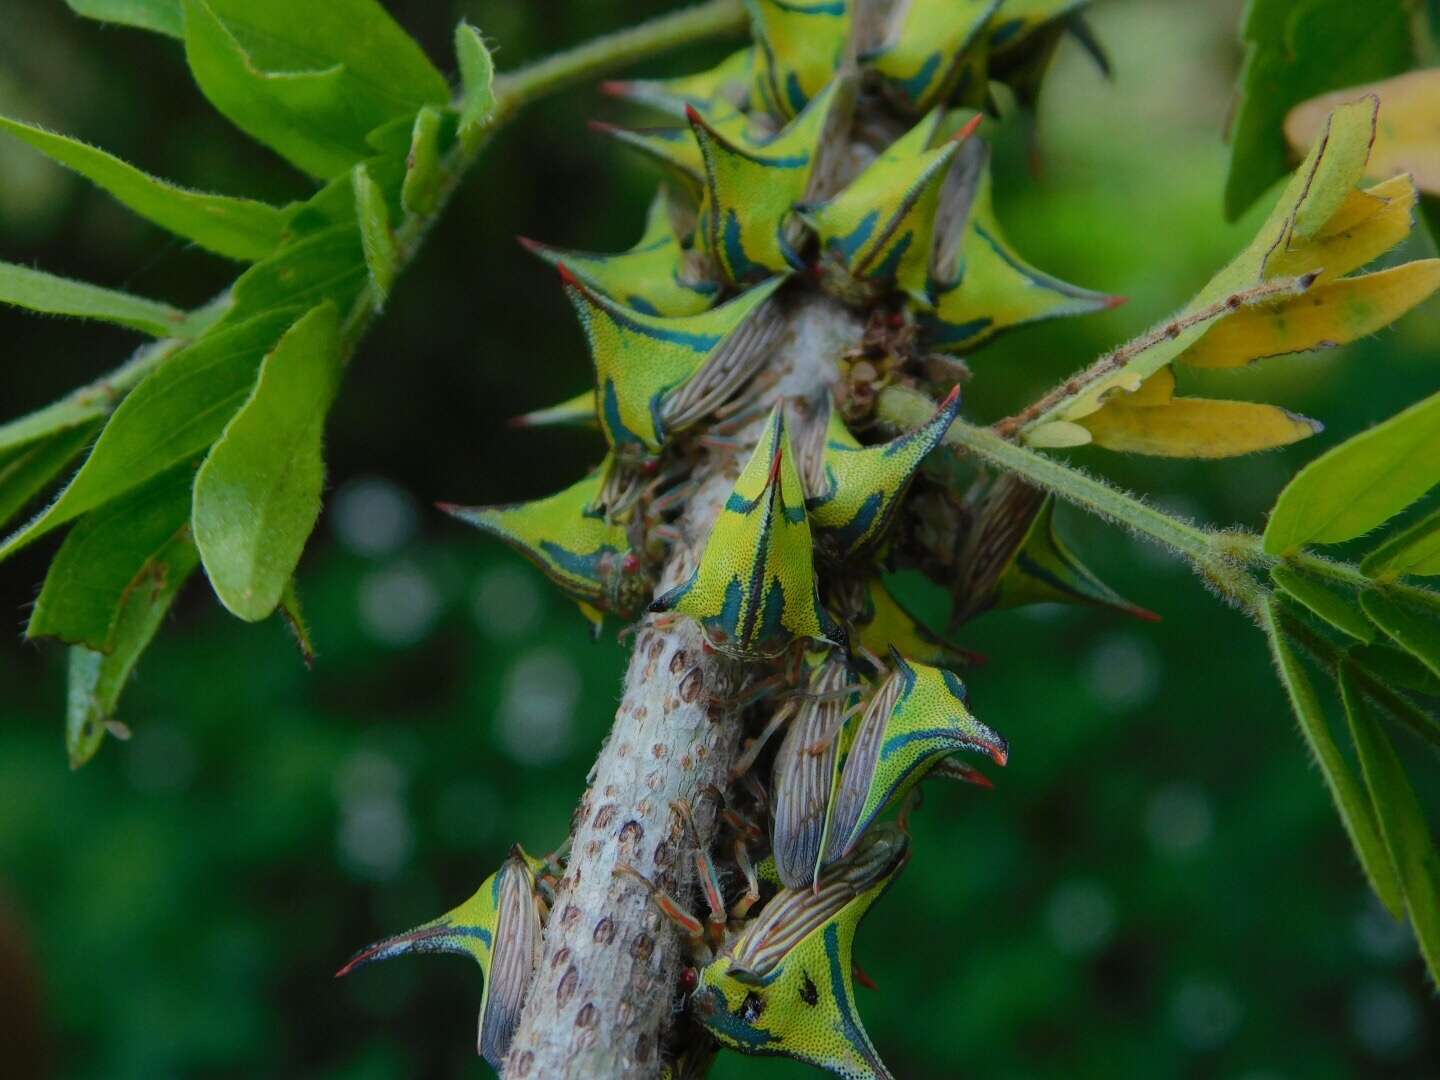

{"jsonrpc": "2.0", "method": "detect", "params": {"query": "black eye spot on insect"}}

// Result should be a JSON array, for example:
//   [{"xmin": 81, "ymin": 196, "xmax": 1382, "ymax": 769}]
[
  {"xmin": 739, "ymin": 990, "xmax": 766, "ymax": 1023},
  {"xmin": 799, "ymin": 971, "xmax": 819, "ymax": 1007}
]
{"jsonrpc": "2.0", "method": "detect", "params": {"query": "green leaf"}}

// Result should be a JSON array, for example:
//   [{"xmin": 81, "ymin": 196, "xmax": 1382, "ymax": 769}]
[
  {"xmin": 193, "ymin": 303, "xmax": 341, "ymax": 621},
  {"xmin": 1363, "ymin": 504, "xmax": 1440, "ymax": 580},
  {"xmin": 0, "ymin": 423, "xmax": 100, "ymax": 532},
  {"xmin": 27, "ymin": 467, "xmax": 194, "ymax": 650},
  {"xmin": 180, "ymin": 0, "xmax": 446, "ymax": 179},
  {"xmin": 1261, "ymin": 597, "xmax": 1404, "ymax": 919},
  {"xmin": 0, "ymin": 308, "xmax": 298, "ymax": 561},
  {"xmin": 400, "ymin": 106, "xmax": 450, "ymax": 217},
  {"xmin": 1361, "ymin": 590, "xmax": 1440, "ymax": 680},
  {"xmin": 1225, "ymin": 0, "xmax": 1414, "ymax": 222},
  {"xmin": 0, "ymin": 115, "xmax": 285, "ymax": 261},
  {"xmin": 1349, "ymin": 641, "xmax": 1440, "ymax": 697},
  {"xmin": 456, "ymin": 22, "xmax": 497, "ymax": 147},
  {"xmin": 0, "ymin": 260, "xmax": 190, "ymax": 337},
  {"xmin": 353, "ymin": 164, "xmax": 397, "ymax": 303},
  {"xmin": 1345, "ymin": 660, "xmax": 1440, "ymax": 752},
  {"xmin": 1340, "ymin": 664, "xmax": 1440, "ymax": 986},
  {"xmin": 220, "ymin": 223, "xmax": 366, "ymax": 330},
  {"xmin": 66, "ymin": 0, "xmax": 183, "ymax": 36},
  {"xmin": 1270, "ymin": 565, "xmax": 1375, "ymax": 642},
  {"xmin": 65, "ymin": 530, "xmax": 199, "ymax": 769},
  {"xmin": 1264, "ymin": 391, "xmax": 1440, "ymax": 555}
]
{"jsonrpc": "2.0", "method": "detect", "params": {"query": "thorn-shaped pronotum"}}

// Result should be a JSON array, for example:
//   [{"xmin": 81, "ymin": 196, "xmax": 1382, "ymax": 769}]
[
  {"xmin": 843, "ymin": 576, "xmax": 980, "ymax": 671},
  {"xmin": 337, "ymin": 845, "xmax": 547, "ymax": 1070},
  {"xmin": 560, "ymin": 265, "xmax": 786, "ymax": 458},
  {"xmin": 519, "ymin": 186, "xmax": 719, "ymax": 317},
  {"xmin": 824, "ymin": 650, "xmax": 1007, "ymax": 865},
  {"xmin": 602, "ymin": 46, "xmax": 755, "ymax": 118},
  {"xmin": 689, "ymin": 79, "xmax": 846, "ymax": 283},
  {"xmin": 439, "ymin": 460, "xmax": 651, "ymax": 630},
  {"xmin": 800, "ymin": 110, "xmax": 977, "ymax": 304},
  {"xmin": 691, "ymin": 825, "xmax": 909, "ymax": 1080},
  {"xmin": 805, "ymin": 386, "xmax": 962, "ymax": 563},
  {"xmin": 867, "ymin": 0, "xmax": 999, "ymax": 114},
  {"xmin": 746, "ymin": 0, "xmax": 853, "ymax": 119},
  {"xmin": 651, "ymin": 405, "xmax": 845, "ymax": 658},
  {"xmin": 922, "ymin": 139, "xmax": 1121, "ymax": 352}
]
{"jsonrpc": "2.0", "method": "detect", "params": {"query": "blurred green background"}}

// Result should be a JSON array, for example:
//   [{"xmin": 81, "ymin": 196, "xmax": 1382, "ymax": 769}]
[{"xmin": 1, "ymin": 1, "xmax": 1437, "ymax": 1076}]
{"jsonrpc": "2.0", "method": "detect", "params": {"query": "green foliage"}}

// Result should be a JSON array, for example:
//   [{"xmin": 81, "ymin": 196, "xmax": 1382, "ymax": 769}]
[
  {"xmin": 1340, "ymin": 665, "xmax": 1440, "ymax": 982},
  {"xmin": 1364, "ymin": 504, "xmax": 1440, "ymax": 579},
  {"xmin": 0, "ymin": 115, "xmax": 286, "ymax": 260},
  {"xmin": 0, "ymin": 309, "xmax": 299, "ymax": 560},
  {"xmin": 62, "ymin": 522, "xmax": 201, "ymax": 769},
  {"xmin": 353, "ymin": 165, "xmax": 398, "ymax": 302},
  {"xmin": 27, "ymin": 466, "xmax": 195, "ymax": 650},
  {"xmin": 1262, "ymin": 598, "xmax": 1404, "ymax": 919},
  {"xmin": 193, "ymin": 303, "xmax": 342, "ymax": 622},
  {"xmin": 1264, "ymin": 389, "xmax": 1440, "ymax": 553},
  {"xmin": 1225, "ymin": 0, "xmax": 1416, "ymax": 221},
  {"xmin": 0, "ymin": 261, "xmax": 191, "ymax": 337}
]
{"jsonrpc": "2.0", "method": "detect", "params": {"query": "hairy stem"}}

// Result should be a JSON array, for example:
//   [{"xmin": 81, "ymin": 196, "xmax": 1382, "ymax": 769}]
[
  {"xmin": 506, "ymin": 298, "xmax": 865, "ymax": 1079},
  {"xmin": 493, "ymin": 0, "xmax": 747, "ymax": 120}
]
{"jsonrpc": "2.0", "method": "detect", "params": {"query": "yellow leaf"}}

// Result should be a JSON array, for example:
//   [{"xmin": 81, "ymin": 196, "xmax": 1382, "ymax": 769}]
[
  {"xmin": 1286, "ymin": 70, "xmax": 1440, "ymax": 196},
  {"xmin": 1180, "ymin": 260, "xmax": 1440, "ymax": 369},
  {"xmin": 1100, "ymin": 365, "xmax": 1175, "ymax": 407},
  {"xmin": 1268, "ymin": 174, "xmax": 1418, "ymax": 284},
  {"xmin": 1079, "ymin": 397, "xmax": 1322, "ymax": 458}
]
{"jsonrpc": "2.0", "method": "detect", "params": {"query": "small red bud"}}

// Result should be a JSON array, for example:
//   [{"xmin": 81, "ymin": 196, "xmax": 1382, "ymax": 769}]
[
  {"xmin": 622, "ymin": 552, "xmax": 642, "ymax": 575},
  {"xmin": 680, "ymin": 966, "xmax": 699, "ymax": 993}
]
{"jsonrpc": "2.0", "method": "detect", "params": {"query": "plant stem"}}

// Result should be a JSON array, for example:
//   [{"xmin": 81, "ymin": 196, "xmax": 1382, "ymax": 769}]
[{"xmin": 493, "ymin": 0, "xmax": 747, "ymax": 120}]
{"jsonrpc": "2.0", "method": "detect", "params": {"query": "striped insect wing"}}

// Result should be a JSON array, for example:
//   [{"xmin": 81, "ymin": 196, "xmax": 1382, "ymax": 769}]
[
  {"xmin": 693, "ymin": 827, "xmax": 908, "ymax": 1080},
  {"xmin": 730, "ymin": 824, "xmax": 908, "ymax": 980},
  {"xmin": 823, "ymin": 670, "xmax": 901, "ymax": 864},
  {"xmin": 477, "ymin": 852, "xmax": 543, "ymax": 1068},
  {"xmin": 771, "ymin": 656, "xmax": 854, "ymax": 889}
]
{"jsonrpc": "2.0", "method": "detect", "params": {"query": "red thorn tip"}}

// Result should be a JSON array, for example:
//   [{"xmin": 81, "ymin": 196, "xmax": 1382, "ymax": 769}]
[
  {"xmin": 555, "ymin": 263, "xmax": 580, "ymax": 288},
  {"xmin": 434, "ymin": 501, "xmax": 462, "ymax": 514},
  {"xmin": 939, "ymin": 385, "xmax": 961, "ymax": 407},
  {"xmin": 953, "ymin": 114, "xmax": 984, "ymax": 142},
  {"xmin": 971, "ymin": 773, "xmax": 995, "ymax": 790},
  {"xmin": 1129, "ymin": 605, "xmax": 1163, "ymax": 623},
  {"xmin": 1104, "ymin": 294, "xmax": 1129, "ymax": 310},
  {"xmin": 992, "ymin": 746, "xmax": 1009, "ymax": 767},
  {"xmin": 516, "ymin": 235, "xmax": 546, "ymax": 254},
  {"xmin": 768, "ymin": 448, "xmax": 784, "ymax": 484},
  {"xmin": 507, "ymin": 414, "xmax": 532, "ymax": 428},
  {"xmin": 587, "ymin": 119, "xmax": 621, "ymax": 135},
  {"xmin": 684, "ymin": 103, "xmax": 704, "ymax": 124},
  {"xmin": 599, "ymin": 80, "xmax": 632, "ymax": 97}
]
